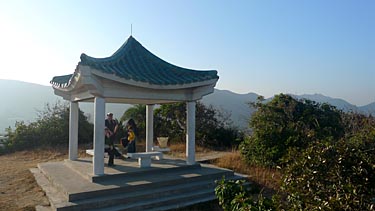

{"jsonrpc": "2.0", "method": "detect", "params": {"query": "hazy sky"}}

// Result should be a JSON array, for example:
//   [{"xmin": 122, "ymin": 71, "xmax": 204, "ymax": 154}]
[{"xmin": 0, "ymin": 0, "xmax": 374, "ymax": 106}]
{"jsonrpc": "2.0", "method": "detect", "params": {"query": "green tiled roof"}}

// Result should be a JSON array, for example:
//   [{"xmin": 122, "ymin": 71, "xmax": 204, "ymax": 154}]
[{"xmin": 51, "ymin": 36, "xmax": 218, "ymax": 87}]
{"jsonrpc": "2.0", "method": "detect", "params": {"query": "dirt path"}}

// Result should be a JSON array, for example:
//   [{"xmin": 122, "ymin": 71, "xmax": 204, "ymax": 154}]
[
  {"xmin": 0, "ymin": 147, "xmax": 229, "ymax": 210},
  {"xmin": 0, "ymin": 149, "xmax": 68, "ymax": 211}
]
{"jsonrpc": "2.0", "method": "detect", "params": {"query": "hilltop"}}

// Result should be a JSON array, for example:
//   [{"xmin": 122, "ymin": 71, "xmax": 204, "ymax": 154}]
[{"xmin": 1, "ymin": 79, "xmax": 374, "ymax": 132}]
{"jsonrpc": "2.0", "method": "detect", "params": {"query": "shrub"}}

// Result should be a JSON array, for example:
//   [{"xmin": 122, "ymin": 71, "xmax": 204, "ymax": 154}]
[
  {"xmin": 215, "ymin": 177, "xmax": 274, "ymax": 211},
  {"xmin": 238, "ymin": 94, "xmax": 375, "ymax": 210},
  {"xmin": 241, "ymin": 94, "xmax": 344, "ymax": 167},
  {"xmin": 3, "ymin": 102, "xmax": 93, "ymax": 153},
  {"xmin": 281, "ymin": 137, "xmax": 375, "ymax": 210}
]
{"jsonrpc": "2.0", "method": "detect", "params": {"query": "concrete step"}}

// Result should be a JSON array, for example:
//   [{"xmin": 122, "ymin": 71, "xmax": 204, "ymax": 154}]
[
  {"xmin": 37, "ymin": 162, "xmax": 85, "ymax": 202},
  {"xmin": 59, "ymin": 173, "xmax": 243, "ymax": 211},
  {"xmin": 35, "ymin": 160, "xmax": 247, "ymax": 211},
  {"xmin": 30, "ymin": 168, "xmax": 68, "ymax": 211},
  {"xmin": 146, "ymin": 195, "xmax": 217, "ymax": 211},
  {"xmin": 90, "ymin": 185, "xmax": 217, "ymax": 211},
  {"xmin": 57, "ymin": 179, "xmax": 217, "ymax": 210},
  {"xmin": 67, "ymin": 166, "xmax": 234, "ymax": 201},
  {"xmin": 134, "ymin": 175, "xmax": 246, "ymax": 211}
]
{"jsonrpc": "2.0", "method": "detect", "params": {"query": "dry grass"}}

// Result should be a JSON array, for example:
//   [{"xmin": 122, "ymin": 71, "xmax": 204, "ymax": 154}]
[
  {"xmin": 167, "ymin": 143, "xmax": 215, "ymax": 158},
  {"xmin": 169, "ymin": 143, "xmax": 212, "ymax": 153},
  {"xmin": 212, "ymin": 150, "xmax": 281, "ymax": 192},
  {"xmin": 168, "ymin": 144, "xmax": 281, "ymax": 194},
  {"xmin": 0, "ymin": 147, "xmax": 68, "ymax": 211}
]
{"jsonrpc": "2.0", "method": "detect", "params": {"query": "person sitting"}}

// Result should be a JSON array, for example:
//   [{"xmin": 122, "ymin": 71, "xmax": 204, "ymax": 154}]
[
  {"xmin": 126, "ymin": 119, "xmax": 138, "ymax": 153},
  {"xmin": 104, "ymin": 112, "xmax": 122, "ymax": 166}
]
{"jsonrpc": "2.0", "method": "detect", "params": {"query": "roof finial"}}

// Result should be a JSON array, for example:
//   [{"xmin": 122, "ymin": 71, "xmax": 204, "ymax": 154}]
[{"xmin": 131, "ymin": 24, "xmax": 132, "ymax": 36}]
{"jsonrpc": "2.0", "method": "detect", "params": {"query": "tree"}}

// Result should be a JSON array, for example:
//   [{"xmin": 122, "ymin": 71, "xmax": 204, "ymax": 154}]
[
  {"xmin": 120, "ymin": 102, "xmax": 241, "ymax": 148},
  {"xmin": 3, "ymin": 102, "xmax": 93, "ymax": 154},
  {"xmin": 241, "ymin": 94, "xmax": 344, "ymax": 166},
  {"xmin": 154, "ymin": 102, "xmax": 241, "ymax": 148},
  {"xmin": 237, "ymin": 94, "xmax": 375, "ymax": 210},
  {"xmin": 154, "ymin": 103, "xmax": 185, "ymax": 142}
]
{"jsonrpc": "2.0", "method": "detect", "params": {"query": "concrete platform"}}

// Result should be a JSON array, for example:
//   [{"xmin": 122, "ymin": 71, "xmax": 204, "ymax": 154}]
[
  {"xmin": 62, "ymin": 156, "xmax": 194, "ymax": 182},
  {"xmin": 32, "ymin": 156, "xmax": 247, "ymax": 210}
]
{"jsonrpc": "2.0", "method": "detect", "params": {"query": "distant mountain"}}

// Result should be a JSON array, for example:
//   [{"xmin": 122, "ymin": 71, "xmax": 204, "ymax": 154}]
[
  {"xmin": 201, "ymin": 89, "xmax": 259, "ymax": 129},
  {"xmin": 359, "ymin": 102, "xmax": 375, "ymax": 116},
  {"xmin": 202, "ymin": 91, "xmax": 375, "ymax": 129},
  {"xmin": 0, "ymin": 80, "xmax": 59, "ymax": 132},
  {"xmin": 293, "ymin": 94, "xmax": 375, "ymax": 115},
  {"xmin": 1, "ymin": 79, "xmax": 374, "ymax": 133},
  {"xmin": 0, "ymin": 79, "xmax": 130, "ymax": 133},
  {"xmin": 293, "ymin": 94, "xmax": 359, "ymax": 112}
]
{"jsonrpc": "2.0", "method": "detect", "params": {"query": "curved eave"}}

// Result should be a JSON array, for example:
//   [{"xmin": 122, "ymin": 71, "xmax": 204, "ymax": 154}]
[
  {"xmin": 50, "ymin": 74, "xmax": 74, "ymax": 88},
  {"xmin": 80, "ymin": 54, "xmax": 219, "ymax": 86},
  {"xmin": 89, "ymin": 66, "xmax": 219, "ymax": 90},
  {"xmin": 51, "ymin": 72, "xmax": 80, "ymax": 92},
  {"xmin": 50, "ymin": 65, "xmax": 218, "ymax": 96}
]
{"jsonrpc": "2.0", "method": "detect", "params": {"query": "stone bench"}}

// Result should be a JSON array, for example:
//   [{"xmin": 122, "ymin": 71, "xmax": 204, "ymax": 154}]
[
  {"xmin": 127, "ymin": 152, "xmax": 163, "ymax": 168},
  {"xmin": 86, "ymin": 149, "xmax": 107, "ymax": 157},
  {"xmin": 85, "ymin": 146, "xmax": 122, "ymax": 158}
]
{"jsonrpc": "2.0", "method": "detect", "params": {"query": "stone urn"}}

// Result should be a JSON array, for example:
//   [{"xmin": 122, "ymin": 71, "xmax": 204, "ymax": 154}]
[{"xmin": 157, "ymin": 137, "xmax": 169, "ymax": 148}]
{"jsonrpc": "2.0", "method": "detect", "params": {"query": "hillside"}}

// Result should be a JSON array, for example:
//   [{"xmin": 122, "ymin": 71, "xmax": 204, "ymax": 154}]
[
  {"xmin": 294, "ymin": 94, "xmax": 358, "ymax": 112},
  {"xmin": 201, "ymin": 89, "xmax": 258, "ymax": 129},
  {"xmin": 1, "ymin": 79, "xmax": 374, "ymax": 132},
  {"xmin": 0, "ymin": 80, "xmax": 59, "ymax": 132},
  {"xmin": 360, "ymin": 102, "xmax": 375, "ymax": 115},
  {"xmin": 0, "ymin": 79, "xmax": 130, "ymax": 132}
]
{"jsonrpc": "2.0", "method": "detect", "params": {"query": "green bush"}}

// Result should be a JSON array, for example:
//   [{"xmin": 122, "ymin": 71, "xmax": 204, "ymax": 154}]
[
  {"xmin": 237, "ymin": 95, "xmax": 375, "ymax": 210},
  {"xmin": 240, "ymin": 94, "xmax": 344, "ymax": 167},
  {"xmin": 215, "ymin": 177, "xmax": 274, "ymax": 211},
  {"xmin": 3, "ymin": 102, "xmax": 93, "ymax": 154},
  {"xmin": 281, "ymin": 137, "xmax": 375, "ymax": 210},
  {"xmin": 280, "ymin": 113, "xmax": 375, "ymax": 210}
]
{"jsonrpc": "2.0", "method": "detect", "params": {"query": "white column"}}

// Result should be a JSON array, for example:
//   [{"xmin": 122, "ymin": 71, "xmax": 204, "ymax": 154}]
[
  {"xmin": 93, "ymin": 97, "xmax": 105, "ymax": 176},
  {"xmin": 146, "ymin": 104, "xmax": 154, "ymax": 152},
  {"xmin": 69, "ymin": 101, "xmax": 79, "ymax": 160},
  {"xmin": 186, "ymin": 101, "xmax": 196, "ymax": 165}
]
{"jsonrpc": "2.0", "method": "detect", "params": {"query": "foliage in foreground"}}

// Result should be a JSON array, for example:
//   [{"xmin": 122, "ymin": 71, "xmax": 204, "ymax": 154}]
[
  {"xmin": 215, "ymin": 178, "xmax": 274, "ymax": 211},
  {"xmin": 281, "ymin": 111, "xmax": 375, "ymax": 210},
  {"xmin": 240, "ymin": 94, "xmax": 344, "ymax": 167},
  {"xmin": 1, "ymin": 102, "xmax": 93, "ymax": 154},
  {"xmin": 229, "ymin": 94, "xmax": 375, "ymax": 210},
  {"xmin": 281, "ymin": 137, "xmax": 375, "ymax": 210}
]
